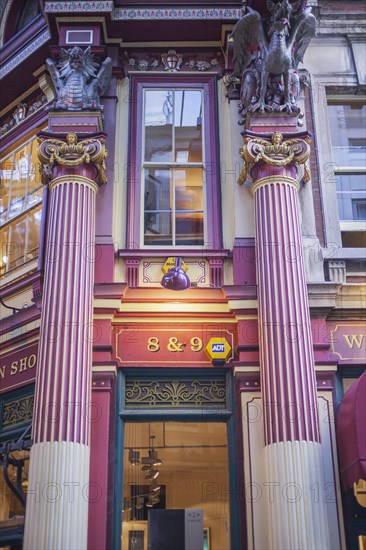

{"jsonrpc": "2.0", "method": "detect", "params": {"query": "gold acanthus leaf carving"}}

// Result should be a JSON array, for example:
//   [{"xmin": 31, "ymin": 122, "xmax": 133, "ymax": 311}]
[
  {"xmin": 238, "ymin": 131, "xmax": 311, "ymax": 186},
  {"xmin": 38, "ymin": 132, "xmax": 108, "ymax": 186}
]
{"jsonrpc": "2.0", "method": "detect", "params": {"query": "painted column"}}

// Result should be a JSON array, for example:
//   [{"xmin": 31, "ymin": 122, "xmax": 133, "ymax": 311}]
[
  {"xmin": 239, "ymin": 131, "xmax": 331, "ymax": 549},
  {"xmin": 23, "ymin": 133, "xmax": 107, "ymax": 550}
]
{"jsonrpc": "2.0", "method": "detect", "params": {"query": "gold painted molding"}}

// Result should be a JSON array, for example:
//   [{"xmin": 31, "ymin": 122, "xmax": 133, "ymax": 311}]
[
  {"xmin": 38, "ymin": 132, "xmax": 108, "ymax": 186},
  {"xmin": 238, "ymin": 131, "xmax": 311, "ymax": 186}
]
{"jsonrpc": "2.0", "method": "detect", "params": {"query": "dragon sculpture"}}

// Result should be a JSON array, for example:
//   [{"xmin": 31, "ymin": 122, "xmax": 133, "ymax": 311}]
[
  {"xmin": 46, "ymin": 46, "xmax": 112, "ymax": 111},
  {"xmin": 229, "ymin": 0, "xmax": 316, "ymax": 122}
]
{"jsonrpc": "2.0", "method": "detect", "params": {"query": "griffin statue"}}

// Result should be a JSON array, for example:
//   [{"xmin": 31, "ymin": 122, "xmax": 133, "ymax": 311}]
[
  {"xmin": 46, "ymin": 46, "xmax": 112, "ymax": 111},
  {"xmin": 229, "ymin": 0, "xmax": 316, "ymax": 122}
]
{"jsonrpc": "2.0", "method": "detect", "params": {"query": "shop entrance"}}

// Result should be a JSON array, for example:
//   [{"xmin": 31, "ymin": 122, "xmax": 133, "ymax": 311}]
[
  {"xmin": 113, "ymin": 370, "xmax": 240, "ymax": 550},
  {"xmin": 122, "ymin": 422, "xmax": 230, "ymax": 550}
]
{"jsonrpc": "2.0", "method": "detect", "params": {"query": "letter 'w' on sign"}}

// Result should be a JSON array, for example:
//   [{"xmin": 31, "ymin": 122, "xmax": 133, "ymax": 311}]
[{"xmin": 344, "ymin": 334, "xmax": 364, "ymax": 349}]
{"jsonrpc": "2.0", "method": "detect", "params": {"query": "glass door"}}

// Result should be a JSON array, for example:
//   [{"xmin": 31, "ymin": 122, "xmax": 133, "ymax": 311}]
[{"xmin": 121, "ymin": 422, "xmax": 230, "ymax": 550}]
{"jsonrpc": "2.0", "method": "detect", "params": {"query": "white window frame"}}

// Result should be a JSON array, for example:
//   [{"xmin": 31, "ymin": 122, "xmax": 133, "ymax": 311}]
[{"xmin": 140, "ymin": 87, "xmax": 206, "ymax": 249}]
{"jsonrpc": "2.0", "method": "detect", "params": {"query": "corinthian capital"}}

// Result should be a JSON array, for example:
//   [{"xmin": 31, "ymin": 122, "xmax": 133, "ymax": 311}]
[
  {"xmin": 238, "ymin": 131, "xmax": 311, "ymax": 185},
  {"xmin": 38, "ymin": 132, "xmax": 108, "ymax": 186}
]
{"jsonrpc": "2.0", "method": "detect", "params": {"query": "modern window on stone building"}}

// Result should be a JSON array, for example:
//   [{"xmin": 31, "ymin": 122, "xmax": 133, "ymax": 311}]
[{"xmin": 327, "ymin": 101, "xmax": 366, "ymax": 248}]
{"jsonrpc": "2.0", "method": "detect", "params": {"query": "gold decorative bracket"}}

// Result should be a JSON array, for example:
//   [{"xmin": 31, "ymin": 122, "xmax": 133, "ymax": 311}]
[
  {"xmin": 38, "ymin": 132, "xmax": 108, "ymax": 186},
  {"xmin": 238, "ymin": 131, "xmax": 311, "ymax": 186}
]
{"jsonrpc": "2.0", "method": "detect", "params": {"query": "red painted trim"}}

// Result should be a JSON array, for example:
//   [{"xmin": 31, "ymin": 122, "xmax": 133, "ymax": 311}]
[
  {"xmin": 0, "ymin": 270, "xmax": 42, "ymax": 299},
  {"xmin": 0, "ymin": 328, "xmax": 40, "ymax": 350},
  {"xmin": 89, "ymin": 380, "xmax": 114, "ymax": 549}
]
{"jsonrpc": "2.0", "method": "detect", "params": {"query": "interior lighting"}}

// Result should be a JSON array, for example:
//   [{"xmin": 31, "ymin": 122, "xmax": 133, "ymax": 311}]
[
  {"xmin": 145, "ymin": 469, "xmax": 160, "ymax": 481},
  {"xmin": 128, "ymin": 449, "xmax": 141, "ymax": 466}
]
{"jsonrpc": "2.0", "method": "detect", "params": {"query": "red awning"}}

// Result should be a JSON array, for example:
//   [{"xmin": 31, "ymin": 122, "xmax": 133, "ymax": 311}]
[{"xmin": 336, "ymin": 371, "xmax": 366, "ymax": 490}]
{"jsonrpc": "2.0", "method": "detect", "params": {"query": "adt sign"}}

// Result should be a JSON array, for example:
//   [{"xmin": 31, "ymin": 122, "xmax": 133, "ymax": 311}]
[
  {"xmin": 204, "ymin": 338, "xmax": 232, "ymax": 362},
  {"xmin": 212, "ymin": 343, "xmax": 225, "ymax": 353}
]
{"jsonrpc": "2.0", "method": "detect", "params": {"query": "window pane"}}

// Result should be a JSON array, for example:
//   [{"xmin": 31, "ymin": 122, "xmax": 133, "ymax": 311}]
[
  {"xmin": 144, "ymin": 91, "xmax": 173, "ymax": 162},
  {"xmin": 175, "ymin": 168, "xmax": 203, "ymax": 211},
  {"xmin": 0, "ymin": 226, "xmax": 9, "ymax": 276},
  {"xmin": 175, "ymin": 168, "xmax": 204, "ymax": 245},
  {"xmin": 328, "ymin": 104, "xmax": 366, "ymax": 167},
  {"xmin": 7, "ymin": 146, "xmax": 29, "ymax": 221},
  {"xmin": 174, "ymin": 90, "xmax": 203, "ymax": 162},
  {"xmin": 336, "ymin": 174, "xmax": 366, "ymax": 220},
  {"xmin": 27, "ymin": 206, "xmax": 42, "ymax": 260},
  {"xmin": 175, "ymin": 212, "xmax": 204, "ymax": 245},
  {"xmin": 144, "ymin": 169, "xmax": 172, "ymax": 245},
  {"xmin": 0, "ymin": 449, "xmax": 29, "ymax": 525},
  {"xmin": 28, "ymin": 138, "xmax": 43, "ymax": 205},
  {"xmin": 1, "ymin": 135, "xmax": 44, "ymax": 277},
  {"xmin": 8, "ymin": 216, "xmax": 27, "ymax": 270},
  {"xmin": 0, "ymin": 158, "xmax": 12, "ymax": 224}
]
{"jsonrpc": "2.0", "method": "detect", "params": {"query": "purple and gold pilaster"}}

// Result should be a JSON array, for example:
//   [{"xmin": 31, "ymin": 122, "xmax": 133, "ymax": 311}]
[
  {"xmin": 23, "ymin": 133, "xmax": 107, "ymax": 550},
  {"xmin": 240, "ymin": 132, "xmax": 331, "ymax": 549}
]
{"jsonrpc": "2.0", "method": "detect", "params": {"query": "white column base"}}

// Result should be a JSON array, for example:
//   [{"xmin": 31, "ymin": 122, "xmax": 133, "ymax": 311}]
[
  {"xmin": 264, "ymin": 441, "xmax": 331, "ymax": 550},
  {"xmin": 24, "ymin": 441, "xmax": 90, "ymax": 550}
]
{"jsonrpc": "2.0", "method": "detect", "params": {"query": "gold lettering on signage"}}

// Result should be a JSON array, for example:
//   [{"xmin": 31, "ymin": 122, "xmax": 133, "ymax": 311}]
[
  {"xmin": 167, "ymin": 337, "xmax": 184, "ymax": 352},
  {"xmin": 190, "ymin": 337, "xmax": 203, "ymax": 352},
  {"xmin": 147, "ymin": 337, "xmax": 160, "ymax": 352},
  {"xmin": 344, "ymin": 335, "xmax": 364, "ymax": 349},
  {"xmin": 28, "ymin": 354, "xmax": 37, "ymax": 368},
  {"xmin": 0, "ymin": 366, "xmax": 6, "ymax": 379},
  {"xmin": 19, "ymin": 356, "xmax": 27, "ymax": 372},
  {"xmin": 8, "ymin": 354, "xmax": 38, "ymax": 375},
  {"xmin": 11, "ymin": 361, "xmax": 18, "ymax": 375},
  {"xmin": 145, "ymin": 335, "xmax": 215, "ymax": 354}
]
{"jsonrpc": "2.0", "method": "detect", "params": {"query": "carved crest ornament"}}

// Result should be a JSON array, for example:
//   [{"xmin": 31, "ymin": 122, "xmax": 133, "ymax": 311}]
[
  {"xmin": 238, "ymin": 131, "xmax": 311, "ymax": 185},
  {"xmin": 38, "ymin": 132, "xmax": 108, "ymax": 185},
  {"xmin": 46, "ymin": 46, "xmax": 112, "ymax": 111},
  {"xmin": 226, "ymin": 0, "xmax": 316, "ymax": 123}
]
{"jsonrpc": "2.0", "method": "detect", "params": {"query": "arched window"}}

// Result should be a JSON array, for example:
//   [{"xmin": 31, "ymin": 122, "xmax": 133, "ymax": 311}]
[{"xmin": 15, "ymin": 0, "xmax": 39, "ymax": 33}]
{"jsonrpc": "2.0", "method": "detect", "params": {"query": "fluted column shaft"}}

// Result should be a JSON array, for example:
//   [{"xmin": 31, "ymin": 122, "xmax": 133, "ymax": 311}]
[
  {"xmin": 242, "ymin": 132, "xmax": 331, "ymax": 549},
  {"xmin": 24, "ymin": 133, "xmax": 106, "ymax": 550}
]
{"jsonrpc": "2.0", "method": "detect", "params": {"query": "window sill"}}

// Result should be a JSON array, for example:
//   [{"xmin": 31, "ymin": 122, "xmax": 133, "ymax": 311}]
[
  {"xmin": 118, "ymin": 248, "xmax": 231, "ymax": 259},
  {"xmin": 340, "ymin": 221, "xmax": 366, "ymax": 231},
  {"xmin": 117, "ymin": 248, "xmax": 231, "ymax": 288},
  {"xmin": 0, "ymin": 260, "xmax": 39, "ymax": 295}
]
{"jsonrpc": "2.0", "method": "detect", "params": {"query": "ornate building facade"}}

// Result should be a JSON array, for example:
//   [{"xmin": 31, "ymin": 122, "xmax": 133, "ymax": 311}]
[{"xmin": 0, "ymin": 1, "xmax": 365, "ymax": 549}]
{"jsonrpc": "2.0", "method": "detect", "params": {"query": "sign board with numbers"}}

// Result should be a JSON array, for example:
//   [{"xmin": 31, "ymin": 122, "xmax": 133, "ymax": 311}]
[{"xmin": 113, "ymin": 323, "xmax": 236, "ymax": 366}]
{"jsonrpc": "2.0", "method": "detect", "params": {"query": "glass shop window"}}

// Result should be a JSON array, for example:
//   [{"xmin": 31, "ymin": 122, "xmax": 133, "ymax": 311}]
[
  {"xmin": 0, "ymin": 391, "xmax": 33, "ymax": 549},
  {"xmin": 143, "ymin": 89, "xmax": 204, "ymax": 246},
  {"xmin": 328, "ymin": 102, "xmax": 366, "ymax": 247},
  {"xmin": 0, "ymin": 136, "xmax": 43, "ymax": 279},
  {"xmin": 122, "ymin": 422, "xmax": 230, "ymax": 550}
]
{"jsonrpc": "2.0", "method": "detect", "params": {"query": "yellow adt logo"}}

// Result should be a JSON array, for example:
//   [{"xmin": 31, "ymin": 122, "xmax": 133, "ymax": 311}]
[{"xmin": 204, "ymin": 338, "xmax": 232, "ymax": 362}]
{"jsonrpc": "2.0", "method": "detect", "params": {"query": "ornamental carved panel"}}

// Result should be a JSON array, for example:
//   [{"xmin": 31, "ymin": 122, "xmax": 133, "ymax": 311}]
[
  {"xmin": 2, "ymin": 395, "xmax": 34, "ymax": 429},
  {"xmin": 125, "ymin": 379, "xmax": 226, "ymax": 409}
]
